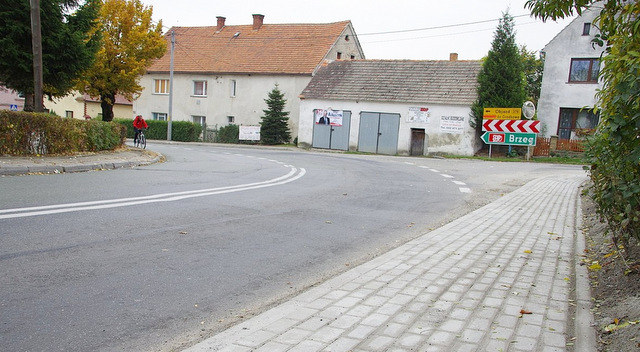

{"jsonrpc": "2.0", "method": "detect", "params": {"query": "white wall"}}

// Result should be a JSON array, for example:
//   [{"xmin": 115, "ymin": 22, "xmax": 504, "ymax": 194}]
[
  {"xmin": 537, "ymin": 9, "xmax": 605, "ymax": 137},
  {"xmin": 135, "ymin": 73, "xmax": 311, "ymax": 141},
  {"xmin": 299, "ymin": 99, "xmax": 480, "ymax": 156}
]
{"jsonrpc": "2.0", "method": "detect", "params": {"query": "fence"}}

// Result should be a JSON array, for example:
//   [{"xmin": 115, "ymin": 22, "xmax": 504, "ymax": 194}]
[{"xmin": 533, "ymin": 136, "xmax": 586, "ymax": 156}]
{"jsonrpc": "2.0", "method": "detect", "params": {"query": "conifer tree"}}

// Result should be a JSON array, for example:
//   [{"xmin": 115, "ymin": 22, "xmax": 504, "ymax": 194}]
[
  {"xmin": 260, "ymin": 84, "xmax": 291, "ymax": 145},
  {"xmin": 0, "ymin": 0, "xmax": 101, "ymax": 110},
  {"xmin": 470, "ymin": 11, "xmax": 526, "ymax": 133}
]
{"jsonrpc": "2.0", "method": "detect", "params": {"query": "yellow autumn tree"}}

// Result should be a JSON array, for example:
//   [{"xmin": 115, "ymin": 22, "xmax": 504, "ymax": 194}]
[{"xmin": 77, "ymin": 0, "xmax": 166, "ymax": 121}]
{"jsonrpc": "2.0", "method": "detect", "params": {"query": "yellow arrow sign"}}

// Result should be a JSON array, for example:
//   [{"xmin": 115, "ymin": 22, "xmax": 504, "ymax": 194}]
[{"xmin": 483, "ymin": 108, "xmax": 521, "ymax": 120}]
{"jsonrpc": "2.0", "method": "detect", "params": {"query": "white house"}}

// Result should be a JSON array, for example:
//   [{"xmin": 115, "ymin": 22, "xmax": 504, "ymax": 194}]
[
  {"xmin": 298, "ymin": 56, "xmax": 482, "ymax": 156},
  {"xmin": 134, "ymin": 14, "xmax": 365, "ymax": 141},
  {"xmin": 45, "ymin": 92, "xmax": 133, "ymax": 120},
  {"xmin": 537, "ymin": 5, "xmax": 605, "ymax": 139}
]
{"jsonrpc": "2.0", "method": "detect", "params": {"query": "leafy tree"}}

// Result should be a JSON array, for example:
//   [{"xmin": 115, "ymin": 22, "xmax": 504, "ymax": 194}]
[
  {"xmin": 76, "ymin": 0, "xmax": 166, "ymax": 122},
  {"xmin": 470, "ymin": 11, "xmax": 527, "ymax": 133},
  {"xmin": 526, "ymin": 0, "xmax": 640, "ymax": 242},
  {"xmin": 260, "ymin": 84, "xmax": 291, "ymax": 145},
  {"xmin": 0, "ymin": 0, "xmax": 100, "ymax": 110},
  {"xmin": 520, "ymin": 46, "xmax": 543, "ymax": 106}
]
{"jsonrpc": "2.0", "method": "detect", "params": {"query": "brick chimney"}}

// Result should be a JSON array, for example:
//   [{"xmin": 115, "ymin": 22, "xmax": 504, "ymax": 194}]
[
  {"xmin": 216, "ymin": 16, "xmax": 226, "ymax": 31},
  {"xmin": 449, "ymin": 53, "xmax": 459, "ymax": 61},
  {"xmin": 252, "ymin": 14, "xmax": 264, "ymax": 30}
]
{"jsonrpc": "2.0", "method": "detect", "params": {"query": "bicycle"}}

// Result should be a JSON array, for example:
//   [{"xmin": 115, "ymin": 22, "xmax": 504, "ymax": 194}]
[{"xmin": 134, "ymin": 128, "xmax": 147, "ymax": 149}]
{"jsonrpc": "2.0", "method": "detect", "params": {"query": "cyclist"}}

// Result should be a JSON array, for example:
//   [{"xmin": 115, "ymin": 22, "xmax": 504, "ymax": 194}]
[{"xmin": 133, "ymin": 115, "xmax": 148, "ymax": 145}]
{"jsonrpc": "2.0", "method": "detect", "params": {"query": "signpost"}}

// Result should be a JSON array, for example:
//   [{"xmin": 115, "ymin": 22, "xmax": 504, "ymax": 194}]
[{"xmin": 482, "ymin": 106, "xmax": 539, "ymax": 159}]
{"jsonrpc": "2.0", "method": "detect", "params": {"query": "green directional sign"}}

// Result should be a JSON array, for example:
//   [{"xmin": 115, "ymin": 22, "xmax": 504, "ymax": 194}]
[{"xmin": 481, "ymin": 132, "xmax": 537, "ymax": 146}]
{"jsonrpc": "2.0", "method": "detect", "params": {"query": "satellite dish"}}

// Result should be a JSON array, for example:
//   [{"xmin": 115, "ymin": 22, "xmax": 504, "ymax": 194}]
[{"xmin": 522, "ymin": 101, "xmax": 536, "ymax": 119}]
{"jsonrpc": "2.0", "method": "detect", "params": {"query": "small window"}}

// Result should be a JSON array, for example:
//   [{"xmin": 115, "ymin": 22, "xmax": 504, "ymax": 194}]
[
  {"xmin": 569, "ymin": 58, "xmax": 600, "ymax": 83},
  {"xmin": 192, "ymin": 115, "xmax": 206, "ymax": 126},
  {"xmin": 227, "ymin": 116, "xmax": 235, "ymax": 124},
  {"xmin": 65, "ymin": 111, "xmax": 73, "ymax": 118},
  {"xmin": 582, "ymin": 23, "xmax": 591, "ymax": 36},
  {"xmin": 337, "ymin": 52, "xmax": 342, "ymax": 60},
  {"xmin": 152, "ymin": 112, "xmax": 167, "ymax": 121},
  {"xmin": 231, "ymin": 80, "xmax": 237, "ymax": 97},
  {"xmin": 350, "ymin": 55, "xmax": 356, "ymax": 60},
  {"xmin": 154, "ymin": 79, "xmax": 170, "ymax": 94},
  {"xmin": 193, "ymin": 81, "xmax": 207, "ymax": 96}
]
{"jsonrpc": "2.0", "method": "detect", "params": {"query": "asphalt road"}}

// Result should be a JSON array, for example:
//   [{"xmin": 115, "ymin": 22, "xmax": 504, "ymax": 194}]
[{"xmin": 0, "ymin": 143, "xmax": 585, "ymax": 351}]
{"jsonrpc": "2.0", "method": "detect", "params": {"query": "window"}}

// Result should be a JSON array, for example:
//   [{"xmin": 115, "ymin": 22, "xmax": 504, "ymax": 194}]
[
  {"xmin": 350, "ymin": 55, "xmax": 356, "ymax": 60},
  {"xmin": 582, "ymin": 23, "xmax": 591, "ymax": 36},
  {"xmin": 337, "ymin": 52, "xmax": 342, "ymax": 59},
  {"xmin": 230, "ymin": 80, "xmax": 237, "ymax": 97},
  {"xmin": 152, "ymin": 112, "xmax": 167, "ymax": 121},
  {"xmin": 193, "ymin": 80, "xmax": 207, "ymax": 96},
  {"xmin": 192, "ymin": 115, "xmax": 206, "ymax": 126},
  {"xmin": 227, "ymin": 116, "xmax": 235, "ymax": 124},
  {"xmin": 569, "ymin": 58, "xmax": 600, "ymax": 83},
  {"xmin": 65, "ymin": 111, "xmax": 73, "ymax": 118},
  {"xmin": 558, "ymin": 108, "xmax": 599, "ymax": 139},
  {"xmin": 154, "ymin": 79, "xmax": 170, "ymax": 94}
]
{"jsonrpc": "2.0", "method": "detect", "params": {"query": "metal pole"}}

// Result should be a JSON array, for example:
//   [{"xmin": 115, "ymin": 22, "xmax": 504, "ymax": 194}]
[
  {"xmin": 30, "ymin": 0, "xmax": 43, "ymax": 112},
  {"xmin": 167, "ymin": 30, "xmax": 175, "ymax": 141}
]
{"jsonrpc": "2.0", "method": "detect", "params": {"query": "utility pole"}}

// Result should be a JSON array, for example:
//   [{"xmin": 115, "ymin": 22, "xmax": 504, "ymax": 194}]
[
  {"xmin": 167, "ymin": 30, "xmax": 175, "ymax": 141},
  {"xmin": 30, "ymin": 0, "xmax": 44, "ymax": 112}
]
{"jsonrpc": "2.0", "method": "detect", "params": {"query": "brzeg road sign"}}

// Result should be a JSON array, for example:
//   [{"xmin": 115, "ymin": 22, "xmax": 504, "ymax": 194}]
[{"xmin": 481, "ymin": 132, "xmax": 537, "ymax": 146}]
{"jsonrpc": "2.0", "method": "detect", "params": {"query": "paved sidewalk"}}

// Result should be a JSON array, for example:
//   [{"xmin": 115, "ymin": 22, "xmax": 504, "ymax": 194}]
[
  {"xmin": 185, "ymin": 175, "xmax": 595, "ymax": 352},
  {"xmin": 0, "ymin": 146, "xmax": 162, "ymax": 176}
]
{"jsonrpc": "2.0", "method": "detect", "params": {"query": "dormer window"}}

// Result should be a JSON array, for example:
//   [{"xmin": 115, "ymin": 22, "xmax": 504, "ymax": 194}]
[{"xmin": 582, "ymin": 23, "xmax": 591, "ymax": 36}]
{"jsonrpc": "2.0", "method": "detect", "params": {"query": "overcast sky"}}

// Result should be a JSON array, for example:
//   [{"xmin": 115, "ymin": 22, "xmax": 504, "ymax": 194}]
[{"xmin": 141, "ymin": 0, "xmax": 575, "ymax": 60}]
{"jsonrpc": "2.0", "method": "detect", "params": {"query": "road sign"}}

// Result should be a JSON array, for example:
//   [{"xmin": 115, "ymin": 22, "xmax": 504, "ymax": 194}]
[
  {"xmin": 483, "ymin": 107, "xmax": 521, "ymax": 120},
  {"xmin": 9, "ymin": 104, "xmax": 18, "ymax": 111},
  {"xmin": 481, "ymin": 132, "xmax": 537, "ymax": 146},
  {"xmin": 482, "ymin": 119, "xmax": 540, "ymax": 133}
]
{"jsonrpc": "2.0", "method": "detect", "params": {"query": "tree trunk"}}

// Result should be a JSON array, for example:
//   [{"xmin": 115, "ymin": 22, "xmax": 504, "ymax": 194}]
[
  {"xmin": 101, "ymin": 93, "xmax": 115, "ymax": 122},
  {"xmin": 23, "ymin": 93, "xmax": 35, "ymax": 112}
]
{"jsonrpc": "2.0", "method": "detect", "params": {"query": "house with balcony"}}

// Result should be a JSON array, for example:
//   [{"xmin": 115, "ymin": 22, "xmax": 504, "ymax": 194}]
[
  {"xmin": 134, "ymin": 14, "xmax": 365, "ymax": 141},
  {"xmin": 537, "ymin": 5, "xmax": 605, "ymax": 140}
]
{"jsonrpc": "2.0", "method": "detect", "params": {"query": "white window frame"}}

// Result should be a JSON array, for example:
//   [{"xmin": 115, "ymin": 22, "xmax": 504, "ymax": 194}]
[
  {"xmin": 154, "ymin": 79, "xmax": 170, "ymax": 94},
  {"xmin": 193, "ymin": 80, "xmax": 207, "ymax": 96},
  {"xmin": 227, "ymin": 116, "xmax": 235, "ymax": 124},
  {"xmin": 230, "ymin": 80, "xmax": 237, "ymax": 97},
  {"xmin": 192, "ymin": 115, "xmax": 206, "ymax": 126},
  {"xmin": 152, "ymin": 112, "xmax": 167, "ymax": 121}
]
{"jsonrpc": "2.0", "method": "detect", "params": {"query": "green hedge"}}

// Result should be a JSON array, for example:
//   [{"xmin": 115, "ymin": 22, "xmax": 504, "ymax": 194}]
[
  {"xmin": 114, "ymin": 118, "xmax": 202, "ymax": 142},
  {"xmin": 0, "ymin": 110, "xmax": 125, "ymax": 155}
]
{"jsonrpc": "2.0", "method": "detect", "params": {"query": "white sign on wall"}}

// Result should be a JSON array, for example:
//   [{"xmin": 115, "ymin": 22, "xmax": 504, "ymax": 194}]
[
  {"xmin": 407, "ymin": 107, "xmax": 429, "ymax": 123},
  {"xmin": 440, "ymin": 116, "xmax": 465, "ymax": 134},
  {"xmin": 315, "ymin": 109, "xmax": 343, "ymax": 126},
  {"xmin": 239, "ymin": 125, "xmax": 261, "ymax": 141}
]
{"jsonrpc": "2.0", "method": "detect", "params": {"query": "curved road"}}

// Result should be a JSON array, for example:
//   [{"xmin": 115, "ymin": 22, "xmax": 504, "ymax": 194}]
[{"xmin": 0, "ymin": 144, "xmax": 584, "ymax": 351}]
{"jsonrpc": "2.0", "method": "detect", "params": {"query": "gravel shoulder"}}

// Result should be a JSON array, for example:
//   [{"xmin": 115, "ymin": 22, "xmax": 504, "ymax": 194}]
[{"xmin": 582, "ymin": 190, "xmax": 640, "ymax": 351}]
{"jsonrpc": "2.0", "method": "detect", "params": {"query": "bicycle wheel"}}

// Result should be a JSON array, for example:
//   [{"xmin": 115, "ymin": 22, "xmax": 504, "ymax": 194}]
[{"xmin": 140, "ymin": 134, "xmax": 146, "ymax": 149}]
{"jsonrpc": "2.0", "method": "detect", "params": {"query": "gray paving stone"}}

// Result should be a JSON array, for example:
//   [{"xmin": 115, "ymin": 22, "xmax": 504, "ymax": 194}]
[{"xmin": 182, "ymin": 176, "xmax": 597, "ymax": 352}]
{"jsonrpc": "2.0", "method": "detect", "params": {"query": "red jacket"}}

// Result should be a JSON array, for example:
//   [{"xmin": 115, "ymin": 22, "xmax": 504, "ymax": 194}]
[{"xmin": 133, "ymin": 116, "xmax": 148, "ymax": 129}]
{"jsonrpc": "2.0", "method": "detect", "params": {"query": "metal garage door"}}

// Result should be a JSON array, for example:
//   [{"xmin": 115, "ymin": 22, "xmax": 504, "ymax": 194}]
[
  {"xmin": 312, "ymin": 111, "xmax": 351, "ymax": 151},
  {"xmin": 358, "ymin": 112, "xmax": 400, "ymax": 155}
]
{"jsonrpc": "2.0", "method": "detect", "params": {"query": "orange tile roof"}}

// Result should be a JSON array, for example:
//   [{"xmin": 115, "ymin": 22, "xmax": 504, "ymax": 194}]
[{"xmin": 148, "ymin": 20, "xmax": 353, "ymax": 75}]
